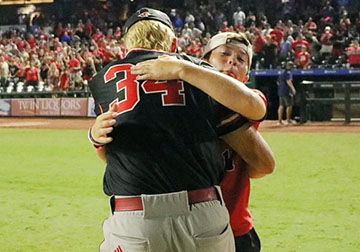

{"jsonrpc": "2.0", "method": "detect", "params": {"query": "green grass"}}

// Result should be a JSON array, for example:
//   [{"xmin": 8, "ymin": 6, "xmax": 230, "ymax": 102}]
[
  {"xmin": 0, "ymin": 129, "xmax": 108, "ymax": 252},
  {"xmin": 0, "ymin": 129, "xmax": 359, "ymax": 251},
  {"xmin": 252, "ymin": 133, "xmax": 360, "ymax": 252}
]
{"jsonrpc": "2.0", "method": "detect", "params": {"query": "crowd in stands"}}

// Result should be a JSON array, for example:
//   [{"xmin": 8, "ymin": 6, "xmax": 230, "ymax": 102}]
[{"xmin": 1, "ymin": 0, "xmax": 360, "ymax": 93}]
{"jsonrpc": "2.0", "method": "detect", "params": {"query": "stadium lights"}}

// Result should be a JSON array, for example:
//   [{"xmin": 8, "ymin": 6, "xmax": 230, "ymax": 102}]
[{"xmin": 0, "ymin": 0, "xmax": 53, "ymax": 5}]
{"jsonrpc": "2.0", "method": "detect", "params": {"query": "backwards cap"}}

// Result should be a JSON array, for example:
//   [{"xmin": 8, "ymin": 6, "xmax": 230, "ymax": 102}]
[
  {"xmin": 203, "ymin": 32, "xmax": 253, "ymax": 74},
  {"xmin": 124, "ymin": 8, "xmax": 173, "ymax": 34}
]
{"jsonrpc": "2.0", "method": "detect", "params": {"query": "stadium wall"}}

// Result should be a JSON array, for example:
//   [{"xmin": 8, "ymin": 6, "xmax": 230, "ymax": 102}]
[{"xmin": 0, "ymin": 97, "xmax": 96, "ymax": 117}]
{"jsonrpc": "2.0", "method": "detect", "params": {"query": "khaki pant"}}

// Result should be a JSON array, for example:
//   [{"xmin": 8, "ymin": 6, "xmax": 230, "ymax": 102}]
[{"xmin": 100, "ymin": 186, "xmax": 235, "ymax": 252}]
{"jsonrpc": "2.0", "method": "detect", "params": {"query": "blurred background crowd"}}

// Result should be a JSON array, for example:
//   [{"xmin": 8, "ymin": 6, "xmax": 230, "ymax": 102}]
[{"xmin": 0, "ymin": 0, "xmax": 360, "ymax": 93}]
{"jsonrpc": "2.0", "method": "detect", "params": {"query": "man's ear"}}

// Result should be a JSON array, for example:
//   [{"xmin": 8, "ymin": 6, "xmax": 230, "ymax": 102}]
[
  {"xmin": 171, "ymin": 38, "xmax": 178, "ymax": 53},
  {"xmin": 243, "ymin": 74, "xmax": 250, "ymax": 84}
]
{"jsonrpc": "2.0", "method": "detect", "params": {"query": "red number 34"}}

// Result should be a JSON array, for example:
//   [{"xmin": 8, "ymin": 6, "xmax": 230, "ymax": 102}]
[{"xmin": 104, "ymin": 64, "xmax": 185, "ymax": 115}]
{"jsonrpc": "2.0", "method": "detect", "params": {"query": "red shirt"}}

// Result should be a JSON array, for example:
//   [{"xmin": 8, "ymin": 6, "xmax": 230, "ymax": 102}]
[
  {"xmin": 26, "ymin": 67, "xmax": 39, "ymax": 81},
  {"xmin": 84, "ymin": 23, "xmax": 94, "ymax": 36},
  {"xmin": 270, "ymin": 29, "xmax": 284, "ymax": 44},
  {"xmin": 69, "ymin": 59, "xmax": 80, "ymax": 74},
  {"xmin": 291, "ymin": 40, "xmax": 310, "ymax": 56},
  {"xmin": 305, "ymin": 21, "xmax": 317, "ymax": 31},
  {"xmin": 348, "ymin": 46, "xmax": 360, "ymax": 65},
  {"xmin": 16, "ymin": 41, "xmax": 26, "ymax": 52},
  {"xmin": 298, "ymin": 51, "xmax": 311, "ymax": 68},
  {"xmin": 102, "ymin": 50, "xmax": 114, "ymax": 64},
  {"xmin": 321, "ymin": 33, "xmax": 333, "ymax": 46},
  {"xmin": 220, "ymin": 89, "xmax": 267, "ymax": 237},
  {"xmin": 60, "ymin": 73, "xmax": 70, "ymax": 90},
  {"xmin": 254, "ymin": 35, "xmax": 265, "ymax": 53},
  {"xmin": 27, "ymin": 37, "xmax": 37, "ymax": 49}
]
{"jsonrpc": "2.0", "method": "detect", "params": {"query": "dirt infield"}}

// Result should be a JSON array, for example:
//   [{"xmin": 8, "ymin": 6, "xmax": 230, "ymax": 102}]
[{"xmin": 0, "ymin": 117, "xmax": 360, "ymax": 133}]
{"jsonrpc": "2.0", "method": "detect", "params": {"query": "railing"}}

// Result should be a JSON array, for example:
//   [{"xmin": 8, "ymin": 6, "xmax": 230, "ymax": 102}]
[{"xmin": 300, "ymin": 81, "xmax": 360, "ymax": 123}]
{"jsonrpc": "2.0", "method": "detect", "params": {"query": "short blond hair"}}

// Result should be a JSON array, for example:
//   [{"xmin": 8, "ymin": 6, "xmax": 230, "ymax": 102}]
[{"xmin": 124, "ymin": 20, "xmax": 175, "ymax": 52}]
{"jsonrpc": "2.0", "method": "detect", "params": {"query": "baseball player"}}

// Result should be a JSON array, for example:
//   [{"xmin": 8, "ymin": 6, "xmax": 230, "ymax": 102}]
[
  {"xmin": 203, "ymin": 32, "xmax": 275, "ymax": 252},
  {"xmin": 123, "ymin": 32, "xmax": 275, "ymax": 251},
  {"xmin": 88, "ymin": 8, "xmax": 266, "ymax": 252}
]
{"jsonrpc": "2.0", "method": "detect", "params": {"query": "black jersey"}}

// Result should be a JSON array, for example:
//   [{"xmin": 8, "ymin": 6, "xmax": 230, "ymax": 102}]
[{"xmin": 89, "ymin": 49, "xmax": 249, "ymax": 196}]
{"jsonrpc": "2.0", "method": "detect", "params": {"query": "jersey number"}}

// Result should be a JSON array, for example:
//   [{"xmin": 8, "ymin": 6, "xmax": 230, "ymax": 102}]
[{"xmin": 104, "ymin": 64, "xmax": 185, "ymax": 115}]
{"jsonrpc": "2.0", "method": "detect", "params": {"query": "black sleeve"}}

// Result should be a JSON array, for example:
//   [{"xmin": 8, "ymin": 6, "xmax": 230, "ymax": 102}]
[{"xmin": 212, "ymin": 100, "xmax": 251, "ymax": 136}]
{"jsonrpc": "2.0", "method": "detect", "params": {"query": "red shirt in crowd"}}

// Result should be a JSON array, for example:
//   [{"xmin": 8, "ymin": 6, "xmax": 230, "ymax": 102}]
[
  {"xmin": 297, "ymin": 51, "xmax": 311, "ymax": 68},
  {"xmin": 291, "ymin": 40, "xmax": 310, "ymax": 56},
  {"xmin": 27, "ymin": 37, "xmax": 37, "ymax": 49},
  {"xmin": 320, "ymin": 32, "xmax": 333, "ymax": 46},
  {"xmin": 347, "ymin": 45, "xmax": 360, "ymax": 66},
  {"xmin": 270, "ymin": 29, "xmax": 284, "ymax": 45},
  {"xmin": 84, "ymin": 23, "xmax": 94, "ymax": 37},
  {"xmin": 254, "ymin": 35, "xmax": 266, "ymax": 54},
  {"xmin": 69, "ymin": 58, "xmax": 80, "ymax": 74},
  {"xmin": 60, "ymin": 72, "xmax": 70, "ymax": 90},
  {"xmin": 26, "ymin": 67, "xmax": 39, "ymax": 82},
  {"xmin": 16, "ymin": 40, "xmax": 26, "ymax": 51}
]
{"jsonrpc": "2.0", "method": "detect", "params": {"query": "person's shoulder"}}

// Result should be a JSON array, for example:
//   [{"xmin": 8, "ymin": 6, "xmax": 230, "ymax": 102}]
[{"xmin": 177, "ymin": 53, "xmax": 213, "ymax": 68}]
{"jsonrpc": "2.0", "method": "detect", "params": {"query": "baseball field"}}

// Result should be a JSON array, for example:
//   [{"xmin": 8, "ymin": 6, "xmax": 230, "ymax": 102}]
[{"xmin": 0, "ymin": 118, "xmax": 359, "ymax": 252}]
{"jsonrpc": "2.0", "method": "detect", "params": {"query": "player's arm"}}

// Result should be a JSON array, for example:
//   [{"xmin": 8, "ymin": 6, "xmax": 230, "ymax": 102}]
[
  {"xmin": 131, "ymin": 55, "xmax": 266, "ymax": 121},
  {"xmin": 89, "ymin": 104, "xmax": 118, "ymax": 163},
  {"xmin": 222, "ymin": 125, "xmax": 275, "ymax": 178}
]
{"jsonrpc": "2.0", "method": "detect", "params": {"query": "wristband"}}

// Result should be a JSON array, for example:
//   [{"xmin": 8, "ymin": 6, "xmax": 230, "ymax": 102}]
[{"xmin": 88, "ymin": 127, "xmax": 104, "ymax": 147}]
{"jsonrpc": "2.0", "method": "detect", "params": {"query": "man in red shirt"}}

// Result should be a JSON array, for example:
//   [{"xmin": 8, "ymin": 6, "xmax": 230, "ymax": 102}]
[
  {"xmin": 291, "ymin": 33, "xmax": 310, "ymax": 57},
  {"xmin": 68, "ymin": 51, "xmax": 82, "ymax": 89},
  {"xmin": 296, "ymin": 45, "xmax": 311, "ymax": 69},
  {"xmin": 320, "ymin": 26, "xmax": 333, "ymax": 57},
  {"xmin": 347, "ymin": 39, "xmax": 360, "ymax": 68},
  {"xmin": 25, "ymin": 61, "xmax": 40, "ymax": 91}
]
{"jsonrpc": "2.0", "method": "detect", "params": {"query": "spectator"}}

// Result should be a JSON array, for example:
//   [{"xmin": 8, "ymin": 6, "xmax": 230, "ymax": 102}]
[
  {"xmin": 253, "ymin": 30, "xmax": 266, "ymax": 68},
  {"xmin": 186, "ymin": 39, "xmax": 202, "ymax": 58},
  {"xmin": 0, "ymin": 55, "xmax": 9, "ymax": 91},
  {"xmin": 321, "ymin": 1, "xmax": 335, "ymax": 19},
  {"xmin": 320, "ymin": 26, "xmax": 334, "ymax": 58},
  {"xmin": 304, "ymin": 17, "xmax": 317, "ymax": 32},
  {"xmin": 279, "ymin": 34, "xmax": 293, "ymax": 62},
  {"xmin": 68, "ymin": 51, "xmax": 82, "ymax": 89},
  {"xmin": 291, "ymin": 33, "xmax": 310, "ymax": 57},
  {"xmin": 270, "ymin": 21, "xmax": 284, "ymax": 46},
  {"xmin": 173, "ymin": 13, "xmax": 183, "ymax": 31},
  {"xmin": 262, "ymin": 34, "xmax": 278, "ymax": 69},
  {"xmin": 59, "ymin": 66, "xmax": 70, "ymax": 91},
  {"xmin": 25, "ymin": 61, "xmax": 40, "ymax": 91},
  {"xmin": 39, "ymin": 61, "xmax": 49, "ymax": 85},
  {"xmin": 60, "ymin": 31, "xmax": 72, "ymax": 44},
  {"xmin": 296, "ymin": 45, "xmax": 311, "ymax": 69},
  {"xmin": 82, "ymin": 56, "xmax": 96, "ymax": 82},
  {"xmin": 331, "ymin": 28, "xmax": 346, "ymax": 58},
  {"xmin": 245, "ymin": 11, "xmax": 256, "ymax": 27},
  {"xmin": 84, "ymin": 19, "xmax": 94, "ymax": 38},
  {"xmin": 47, "ymin": 62, "xmax": 60, "ymax": 90},
  {"xmin": 347, "ymin": 39, "xmax": 360, "ymax": 68},
  {"xmin": 184, "ymin": 10, "xmax": 195, "ymax": 25},
  {"xmin": 233, "ymin": 7, "xmax": 246, "ymax": 27},
  {"xmin": 8, "ymin": 56, "xmax": 19, "ymax": 85}
]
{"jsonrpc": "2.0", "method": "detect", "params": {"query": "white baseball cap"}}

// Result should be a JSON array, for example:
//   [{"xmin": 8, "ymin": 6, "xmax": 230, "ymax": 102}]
[{"xmin": 203, "ymin": 32, "xmax": 253, "ymax": 73}]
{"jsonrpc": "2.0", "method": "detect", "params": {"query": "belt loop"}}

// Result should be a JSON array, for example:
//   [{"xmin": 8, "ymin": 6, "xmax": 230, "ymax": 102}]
[
  {"xmin": 214, "ymin": 186, "xmax": 224, "ymax": 206},
  {"xmin": 110, "ymin": 195, "xmax": 115, "ymax": 215}
]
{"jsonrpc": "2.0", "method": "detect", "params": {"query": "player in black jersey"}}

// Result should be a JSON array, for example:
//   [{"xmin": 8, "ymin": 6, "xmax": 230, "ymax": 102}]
[{"xmin": 88, "ymin": 8, "xmax": 266, "ymax": 252}]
